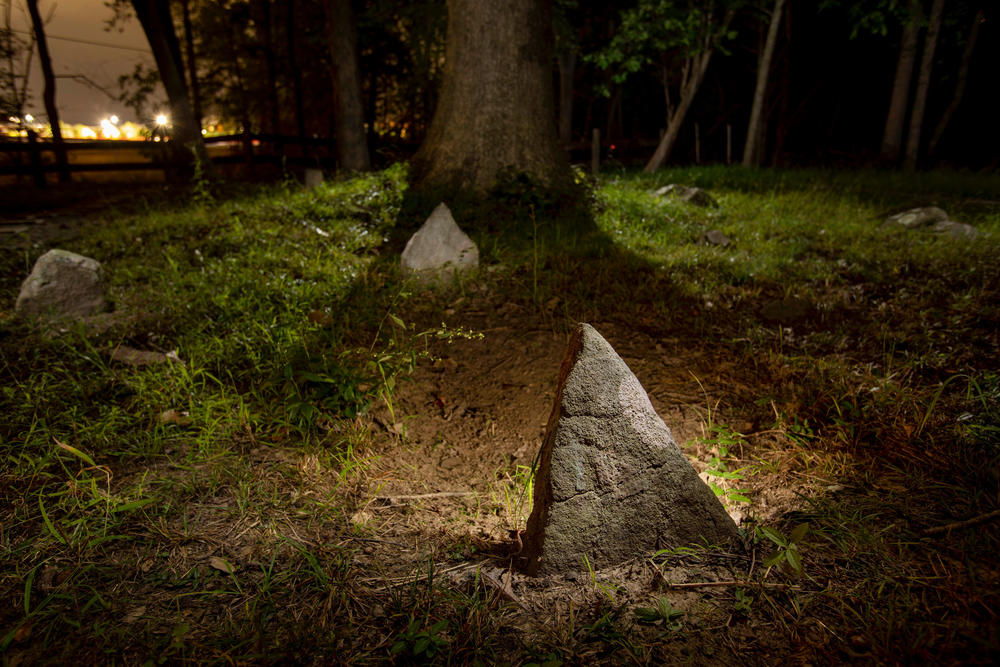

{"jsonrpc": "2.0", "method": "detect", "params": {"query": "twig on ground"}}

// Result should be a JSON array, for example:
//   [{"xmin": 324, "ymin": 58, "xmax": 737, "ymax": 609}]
[{"xmin": 923, "ymin": 509, "xmax": 1000, "ymax": 536}]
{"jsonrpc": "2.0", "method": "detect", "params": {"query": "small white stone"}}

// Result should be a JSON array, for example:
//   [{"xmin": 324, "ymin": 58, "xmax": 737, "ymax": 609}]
[{"xmin": 401, "ymin": 203, "xmax": 479, "ymax": 282}]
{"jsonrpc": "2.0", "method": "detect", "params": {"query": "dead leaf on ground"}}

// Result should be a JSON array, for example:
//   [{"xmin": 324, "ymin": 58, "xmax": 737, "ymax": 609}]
[{"xmin": 209, "ymin": 556, "xmax": 237, "ymax": 574}]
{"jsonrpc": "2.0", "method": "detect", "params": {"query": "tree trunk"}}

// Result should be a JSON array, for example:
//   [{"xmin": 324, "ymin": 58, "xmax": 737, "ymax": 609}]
[
  {"xmin": 410, "ymin": 0, "xmax": 569, "ymax": 193},
  {"xmin": 557, "ymin": 51, "xmax": 575, "ymax": 144},
  {"xmin": 179, "ymin": 0, "xmax": 202, "ymax": 130},
  {"xmin": 928, "ymin": 8, "xmax": 982, "ymax": 158},
  {"xmin": 285, "ymin": 0, "xmax": 307, "ymax": 151},
  {"xmin": 903, "ymin": 0, "xmax": 945, "ymax": 171},
  {"xmin": 131, "ymin": 0, "xmax": 213, "ymax": 178},
  {"xmin": 643, "ymin": 52, "xmax": 712, "ymax": 173},
  {"xmin": 25, "ymin": 0, "xmax": 68, "ymax": 183},
  {"xmin": 325, "ymin": 0, "xmax": 370, "ymax": 171},
  {"xmin": 880, "ymin": 1, "xmax": 921, "ymax": 163},
  {"xmin": 742, "ymin": 0, "xmax": 785, "ymax": 167}
]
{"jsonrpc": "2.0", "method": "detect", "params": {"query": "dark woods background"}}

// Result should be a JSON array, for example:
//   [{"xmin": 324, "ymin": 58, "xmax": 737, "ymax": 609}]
[{"xmin": 115, "ymin": 0, "xmax": 996, "ymax": 170}]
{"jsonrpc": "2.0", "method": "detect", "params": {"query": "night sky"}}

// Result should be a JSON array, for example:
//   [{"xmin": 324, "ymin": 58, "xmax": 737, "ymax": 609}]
[{"xmin": 10, "ymin": 0, "xmax": 152, "ymax": 124}]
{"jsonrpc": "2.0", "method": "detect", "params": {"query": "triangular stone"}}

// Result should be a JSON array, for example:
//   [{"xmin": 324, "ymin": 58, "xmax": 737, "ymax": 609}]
[
  {"xmin": 522, "ymin": 324, "xmax": 739, "ymax": 575},
  {"xmin": 400, "ymin": 203, "xmax": 478, "ymax": 282}
]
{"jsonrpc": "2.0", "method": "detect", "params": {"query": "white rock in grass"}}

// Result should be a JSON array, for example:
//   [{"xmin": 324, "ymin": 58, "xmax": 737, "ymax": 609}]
[
  {"xmin": 401, "ymin": 203, "xmax": 478, "ymax": 282},
  {"xmin": 16, "ymin": 249, "xmax": 110, "ymax": 321}
]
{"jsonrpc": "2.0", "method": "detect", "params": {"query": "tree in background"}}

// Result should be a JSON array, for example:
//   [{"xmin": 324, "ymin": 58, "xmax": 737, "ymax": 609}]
[
  {"xmin": 902, "ymin": 0, "xmax": 944, "ymax": 172},
  {"xmin": 742, "ymin": 0, "xmax": 785, "ymax": 166},
  {"xmin": 879, "ymin": 0, "xmax": 921, "ymax": 164},
  {"xmin": 927, "ymin": 6, "xmax": 984, "ymax": 158},
  {"xmin": 592, "ymin": 0, "xmax": 739, "ymax": 172},
  {"xmin": 325, "ymin": 0, "xmax": 369, "ymax": 170},
  {"xmin": 25, "ymin": 0, "xmax": 68, "ymax": 182},
  {"xmin": 0, "ymin": 0, "xmax": 34, "ymax": 120},
  {"xmin": 409, "ymin": 0, "xmax": 569, "ymax": 194},
  {"xmin": 124, "ymin": 0, "xmax": 213, "ymax": 177}
]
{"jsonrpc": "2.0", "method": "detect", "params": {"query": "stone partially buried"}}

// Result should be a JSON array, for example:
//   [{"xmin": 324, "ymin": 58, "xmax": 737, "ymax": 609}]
[
  {"xmin": 15, "ymin": 249, "xmax": 111, "ymax": 321},
  {"xmin": 522, "ymin": 324, "xmax": 739, "ymax": 576},
  {"xmin": 400, "ymin": 203, "xmax": 479, "ymax": 282}
]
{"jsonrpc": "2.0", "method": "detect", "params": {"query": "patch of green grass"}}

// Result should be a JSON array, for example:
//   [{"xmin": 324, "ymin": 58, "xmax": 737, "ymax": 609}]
[{"xmin": 1, "ymin": 165, "xmax": 999, "ymax": 662}]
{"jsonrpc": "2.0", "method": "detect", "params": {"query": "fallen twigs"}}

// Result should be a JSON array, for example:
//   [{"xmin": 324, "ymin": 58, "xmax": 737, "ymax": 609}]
[{"xmin": 923, "ymin": 508, "xmax": 1000, "ymax": 536}]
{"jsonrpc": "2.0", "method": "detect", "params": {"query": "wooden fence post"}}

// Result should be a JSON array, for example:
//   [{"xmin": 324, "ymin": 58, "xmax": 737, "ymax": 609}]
[
  {"xmin": 591, "ymin": 128, "xmax": 600, "ymax": 175},
  {"xmin": 26, "ymin": 129, "xmax": 46, "ymax": 188}
]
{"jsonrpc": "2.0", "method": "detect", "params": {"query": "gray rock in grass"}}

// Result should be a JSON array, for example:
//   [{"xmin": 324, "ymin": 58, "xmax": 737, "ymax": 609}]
[
  {"xmin": 884, "ymin": 207, "xmax": 948, "ymax": 229},
  {"xmin": 929, "ymin": 220, "xmax": 981, "ymax": 240},
  {"xmin": 701, "ymin": 229, "xmax": 732, "ymax": 247},
  {"xmin": 401, "ymin": 203, "xmax": 478, "ymax": 282},
  {"xmin": 15, "ymin": 249, "xmax": 111, "ymax": 321},
  {"xmin": 655, "ymin": 184, "xmax": 719, "ymax": 208},
  {"xmin": 521, "ymin": 324, "xmax": 739, "ymax": 576}
]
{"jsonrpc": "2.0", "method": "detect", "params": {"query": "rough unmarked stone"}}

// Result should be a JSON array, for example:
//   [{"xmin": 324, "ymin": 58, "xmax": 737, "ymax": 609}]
[
  {"xmin": 885, "ymin": 207, "xmax": 948, "ymax": 229},
  {"xmin": 929, "ymin": 220, "xmax": 980, "ymax": 240},
  {"xmin": 654, "ymin": 184, "xmax": 719, "ymax": 208},
  {"xmin": 701, "ymin": 229, "xmax": 731, "ymax": 247},
  {"xmin": 401, "ymin": 203, "xmax": 478, "ymax": 281},
  {"xmin": 15, "ymin": 249, "xmax": 110, "ymax": 320},
  {"xmin": 304, "ymin": 169, "xmax": 323, "ymax": 189},
  {"xmin": 522, "ymin": 324, "xmax": 739, "ymax": 575}
]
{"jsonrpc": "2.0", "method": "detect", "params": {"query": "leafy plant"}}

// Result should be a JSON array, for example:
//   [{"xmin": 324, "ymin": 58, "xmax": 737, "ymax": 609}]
[
  {"xmin": 391, "ymin": 618, "xmax": 451, "ymax": 659},
  {"xmin": 634, "ymin": 597, "xmax": 684, "ymax": 631},
  {"xmin": 758, "ymin": 524, "xmax": 809, "ymax": 577}
]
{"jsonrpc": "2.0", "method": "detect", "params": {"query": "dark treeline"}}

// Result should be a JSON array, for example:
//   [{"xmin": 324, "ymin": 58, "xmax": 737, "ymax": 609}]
[{"xmin": 116, "ymin": 0, "xmax": 996, "ymax": 171}]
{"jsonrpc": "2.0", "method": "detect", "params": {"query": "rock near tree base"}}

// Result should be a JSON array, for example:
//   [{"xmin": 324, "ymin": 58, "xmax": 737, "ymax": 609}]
[
  {"xmin": 400, "ymin": 203, "xmax": 479, "ymax": 283},
  {"xmin": 522, "ymin": 324, "xmax": 739, "ymax": 576}
]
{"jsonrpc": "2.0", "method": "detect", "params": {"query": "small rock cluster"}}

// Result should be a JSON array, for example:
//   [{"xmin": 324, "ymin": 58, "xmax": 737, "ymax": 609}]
[{"xmin": 884, "ymin": 206, "xmax": 980, "ymax": 240}]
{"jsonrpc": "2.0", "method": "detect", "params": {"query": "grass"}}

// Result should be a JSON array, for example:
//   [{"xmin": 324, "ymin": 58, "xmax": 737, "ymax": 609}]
[{"xmin": 2, "ymin": 164, "xmax": 999, "ymax": 663}]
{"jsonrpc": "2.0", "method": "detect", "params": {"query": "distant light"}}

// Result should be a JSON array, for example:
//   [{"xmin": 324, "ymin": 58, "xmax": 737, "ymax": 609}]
[
  {"xmin": 155, "ymin": 114, "xmax": 168, "ymax": 127},
  {"xmin": 110, "ymin": 114, "xmax": 119, "ymax": 125},
  {"xmin": 100, "ymin": 118, "xmax": 121, "ymax": 139},
  {"xmin": 24, "ymin": 114, "xmax": 34, "ymax": 123},
  {"xmin": 8, "ymin": 116, "xmax": 18, "ymax": 123},
  {"xmin": 80, "ymin": 127, "xmax": 97, "ymax": 139},
  {"xmin": 201, "ymin": 128, "xmax": 207, "ymax": 135}
]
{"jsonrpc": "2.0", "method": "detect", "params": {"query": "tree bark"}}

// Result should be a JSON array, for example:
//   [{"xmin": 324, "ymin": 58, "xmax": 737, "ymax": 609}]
[
  {"xmin": 325, "ymin": 0, "xmax": 370, "ymax": 171},
  {"xmin": 742, "ymin": 0, "xmax": 785, "ymax": 167},
  {"xmin": 179, "ymin": 0, "xmax": 202, "ymax": 130},
  {"xmin": 410, "ymin": 0, "xmax": 570, "ymax": 193},
  {"xmin": 131, "ymin": 0, "xmax": 213, "ymax": 178},
  {"xmin": 25, "ymin": 0, "xmax": 69, "ymax": 183},
  {"xmin": 285, "ymin": 0, "xmax": 307, "ymax": 151},
  {"xmin": 903, "ymin": 0, "xmax": 945, "ymax": 172},
  {"xmin": 928, "ymin": 8, "xmax": 983, "ymax": 158},
  {"xmin": 880, "ymin": 2, "xmax": 921, "ymax": 164},
  {"xmin": 557, "ymin": 51, "xmax": 575, "ymax": 144}
]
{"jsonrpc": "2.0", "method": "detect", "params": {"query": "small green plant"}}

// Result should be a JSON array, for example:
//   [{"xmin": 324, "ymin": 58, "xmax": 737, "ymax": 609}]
[
  {"xmin": 758, "ymin": 524, "xmax": 809, "ymax": 577},
  {"xmin": 634, "ymin": 597, "xmax": 684, "ymax": 631},
  {"xmin": 390, "ymin": 617, "xmax": 451, "ymax": 659},
  {"xmin": 733, "ymin": 589, "xmax": 753, "ymax": 616},
  {"xmin": 697, "ymin": 426, "xmax": 751, "ymax": 504}
]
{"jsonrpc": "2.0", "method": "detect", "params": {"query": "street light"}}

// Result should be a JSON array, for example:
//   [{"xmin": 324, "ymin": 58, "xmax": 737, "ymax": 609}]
[{"xmin": 155, "ymin": 114, "xmax": 168, "ymax": 127}]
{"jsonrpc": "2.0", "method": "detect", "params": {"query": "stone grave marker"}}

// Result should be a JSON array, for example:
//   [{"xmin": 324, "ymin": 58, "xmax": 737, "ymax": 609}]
[
  {"xmin": 522, "ymin": 324, "xmax": 739, "ymax": 575},
  {"xmin": 401, "ymin": 203, "xmax": 479, "ymax": 282}
]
